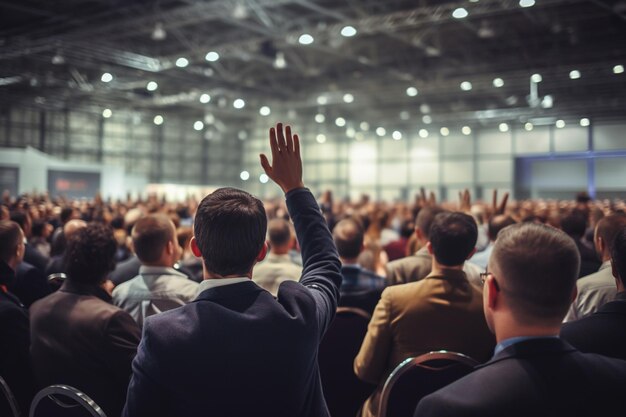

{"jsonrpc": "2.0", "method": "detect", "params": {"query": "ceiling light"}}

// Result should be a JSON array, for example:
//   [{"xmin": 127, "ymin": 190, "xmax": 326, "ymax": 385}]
[
  {"xmin": 316, "ymin": 134, "xmax": 327, "ymax": 144},
  {"xmin": 376, "ymin": 127, "xmax": 386, "ymax": 137},
  {"xmin": 556, "ymin": 119, "xmax": 565, "ymax": 128},
  {"xmin": 420, "ymin": 104, "xmax": 431, "ymax": 114},
  {"xmin": 400, "ymin": 111, "xmax": 410, "ymax": 121},
  {"xmin": 580, "ymin": 118, "xmax": 590, "ymax": 127},
  {"xmin": 193, "ymin": 121, "xmax": 204, "ymax": 131},
  {"xmin": 205, "ymin": 51, "xmax": 220, "ymax": 62},
  {"xmin": 614, "ymin": 64, "xmax": 625, "ymax": 74},
  {"xmin": 493, "ymin": 78, "xmax": 504, "ymax": 88},
  {"xmin": 298, "ymin": 34, "xmax": 314, "ymax": 45},
  {"xmin": 343, "ymin": 93, "xmax": 354, "ymax": 103},
  {"xmin": 531, "ymin": 73, "xmax": 542, "ymax": 83},
  {"xmin": 259, "ymin": 174, "xmax": 269, "ymax": 184},
  {"xmin": 460, "ymin": 81, "xmax": 472, "ymax": 91},
  {"xmin": 102, "ymin": 109, "xmax": 112, "ymax": 118},
  {"xmin": 519, "ymin": 0, "xmax": 536, "ymax": 7},
  {"xmin": 146, "ymin": 81, "xmax": 158, "ymax": 91},
  {"xmin": 175, "ymin": 57, "xmax": 189, "ymax": 68},
  {"xmin": 392, "ymin": 131, "xmax": 402, "ymax": 140},
  {"xmin": 153, "ymin": 115, "xmax": 164, "ymax": 125},
  {"xmin": 499, "ymin": 123, "xmax": 509, "ymax": 132},
  {"xmin": 238, "ymin": 130, "xmax": 248, "ymax": 140},
  {"xmin": 233, "ymin": 98, "xmax": 245, "ymax": 109},
  {"xmin": 335, "ymin": 117, "xmax": 346, "ymax": 127},
  {"xmin": 524, "ymin": 122, "xmax": 534, "ymax": 131},
  {"xmin": 240, "ymin": 171, "xmax": 250, "ymax": 181},
  {"xmin": 151, "ymin": 22, "xmax": 166, "ymax": 41},
  {"xmin": 422, "ymin": 115, "xmax": 432, "ymax": 124},
  {"xmin": 462, "ymin": 126, "xmax": 472, "ymax": 135},
  {"xmin": 274, "ymin": 51, "xmax": 287, "ymax": 69},
  {"xmin": 199, "ymin": 93, "xmax": 211, "ymax": 104},
  {"xmin": 317, "ymin": 95, "xmax": 327, "ymax": 105},
  {"xmin": 419, "ymin": 129, "xmax": 429, "ymax": 138},
  {"xmin": 101, "ymin": 72, "xmax": 113, "ymax": 83},
  {"xmin": 51, "ymin": 51, "xmax": 65, "ymax": 65},
  {"xmin": 406, "ymin": 87, "xmax": 418, "ymax": 97},
  {"xmin": 452, "ymin": 8, "xmax": 469, "ymax": 19},
  {"xmin": 204, "ymin": 113, "xmax": 215, "ymax": 124},
  {"xmin": 315, "ymin": 114, "xmax": 325, "ymax": 123},
  {"xmin": 346, "ymin": 127, "xmax": 356, "ymax": 138},
  {"xmin": 259, "ymin": 106, "xmax": 271, "ymax": 116},
  {"xmin": 341, "ymin": 26, "xmax": 357, "ymax": 37},
  {"xmin": 569, "ymin": 70, "xmax": 581, "ymax": 80},
  {"xmin": 541, "ymin": 95, "xmax": 554, "ymax": 108},
  {"xmin": 360, "ymin": 121, "xmax": 370, "ymax": 131},
  {"xmin": 440, "ymin": 127, "xmax": 450, "ymax": 136}
]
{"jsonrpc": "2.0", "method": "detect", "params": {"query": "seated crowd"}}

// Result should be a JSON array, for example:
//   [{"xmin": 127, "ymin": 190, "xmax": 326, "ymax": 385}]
[{"xmin": 1, "ymin": 123, "xmax": 626, "ymax": 417}]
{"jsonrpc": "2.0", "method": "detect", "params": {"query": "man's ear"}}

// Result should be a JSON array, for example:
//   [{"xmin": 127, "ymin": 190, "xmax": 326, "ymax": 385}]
[
  {"xmin": 415, "ymin": 228, "xmax": 424, "ymax": 241},
  {"xmin": 597, "ymin": 236, "xmax": 606, "ymax": 256},
  {"xmin": 486, "ymin": 276, "xmax": 499, "ymax": 310},
  {"xmin": 466, "ymin": 247, "xmax": 477, "ymax": 260},
  {"xmin": 256, "ymin": 242, "xmax": 268, "ymax": 262},
  {"xmin": 426, "ymin": 241, "xmax": 434, "ymax": 255},
  {"xmin": 190, "ymin": 236, "xmax": 202, "ymax": 258}
]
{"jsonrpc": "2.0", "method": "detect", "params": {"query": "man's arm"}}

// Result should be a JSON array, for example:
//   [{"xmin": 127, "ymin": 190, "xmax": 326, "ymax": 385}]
[{"xmin": 261, "ymin": 123, "xmax": 342, "ymax": 336}]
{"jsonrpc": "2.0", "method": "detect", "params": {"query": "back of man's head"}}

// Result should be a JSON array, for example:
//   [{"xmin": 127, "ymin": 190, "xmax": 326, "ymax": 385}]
[
  {"xmin": 429, "ymin": 212, "xmax": 478, "ymax": 266},
  {"xmin": 60, "ymin": 207, "xmax": 75, "ymax": 224},
  {"xmin": 194, "ymin": 187, "xmax": 267, "ymax": 276},
  {"xmin": 491, "ymin": 223, "xmax": 579, "ymax": 324},
  {"xmin": 64, "ymin": 222, "xmax": 116, "ymax": 284},
  {"xmin": 488, "ymin": 215, "xmax": 516, "ymax": 242},
  {"xmin": 267, "ymin": 219, "xmax": 292, "ymax": 249},
  {"xmin": 611, "ymin": 227, "xmax": 626, "ymax": 288},
  {"xmin": 415, "ymin": 206, "xmax": 445, "ymax": 239},
  {"xmin": 9, "ymin": 210, "xmax": 29, "ymax": 233},
  {"xmin": 132, "ymin": 214, "xmax": 175, "ymax": 264},
  {"xmin": 561, "ymin": 211, "xmax": 588, "ymax": 239},
  {"xmin": 333, "ymin": 218, "xmax": 364, "ymax": 260},
  {"xmin": 595, "ymin": 214, "xmax": 626, "ymax": 258},
  {"xmin": 63, "ymin": 219, "xmax": 87, "ymax": 241},
  {"xmin": 0, "ymin": 220, "xmax": 23, "ymax": 265}
]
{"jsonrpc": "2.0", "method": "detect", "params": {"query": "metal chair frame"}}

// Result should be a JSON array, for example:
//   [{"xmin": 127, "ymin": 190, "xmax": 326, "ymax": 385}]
[
  {"xmin": 29, "ymin": 385, "xmax": 107, "ymax": 417},
  {"xmin": 0, "ymin": 375, "xmax": 21, "ymax": 417}
]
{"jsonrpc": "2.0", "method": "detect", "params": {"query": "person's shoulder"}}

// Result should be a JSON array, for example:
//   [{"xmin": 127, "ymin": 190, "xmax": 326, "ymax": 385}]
[{"xmin": 577, "ymin": 267, "xmax": 614, "ymax": 290}]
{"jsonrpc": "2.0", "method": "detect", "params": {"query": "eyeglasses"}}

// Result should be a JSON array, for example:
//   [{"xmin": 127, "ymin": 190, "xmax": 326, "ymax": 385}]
[{"xmin": 480, "ymin": 271, "xmax": 500, "ymax": 291}]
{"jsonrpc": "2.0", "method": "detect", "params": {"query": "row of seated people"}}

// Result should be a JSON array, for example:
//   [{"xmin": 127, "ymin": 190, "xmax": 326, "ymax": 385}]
[{"xmin": 1, "ymin": 122, "xmax": 626, "ymax": 417}]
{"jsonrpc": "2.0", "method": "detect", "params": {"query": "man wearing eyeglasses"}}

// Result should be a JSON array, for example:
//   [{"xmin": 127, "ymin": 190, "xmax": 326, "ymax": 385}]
[{"xmin": 415, "ymin": 223, "xmax": 626, "ymax": 417}]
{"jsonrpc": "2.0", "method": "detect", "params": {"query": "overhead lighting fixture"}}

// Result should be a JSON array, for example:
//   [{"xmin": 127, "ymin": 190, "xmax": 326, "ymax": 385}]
[
  {"xmin": 260, "ymin": 174, "xmax": 269, "ymax": 184},
  {"xmin": 440, "ymin": 127, "xmax": 450, "ymax": 136},
  {"xmin": 499, "ymin": 123, "xmax": 509, "ymax": 132},
  {"xmin": 315, "ymin": 114, "xmax": 325, "ymax": 123},
  {"xmin": 343, "ymin": 93, "xmax": 354, "ymax": 103},
  {"xmin": 400, "ymin": 111, "xmax": 410, "ymax": 121},
  {"xmin": 199, "ymin": 93, "xmax": 211, "ymax": 104},
  {"xmin": 419, "ymin": 129, "xmax": 429, "ymax": 138},
  {"xmin": 204, "ymin": 113, "xmax": 215, "ymax": 124},
  {"xmin": 101, "ymin": 72, "xmax": 113, "ymax": 83},
  {"xmin": 420, "ymin": 104, "xmax": 431, "ymax": 114},
  {"xmin": 406, "ymin": 87, "xmax": 419, "ymax": 97},
  {"xmin": 376, "ymin": 127, "xmax": 386, "ymax": 137},
  {"xmin": 298, "ymin": 34, "xmax": 314, "ymax": 45},
  {"xmin": 175, "ymin": 57, "xmax": 189, "ymax": 68},
  {"xmin": 238, "ymin": 130, "xmax": 248, "ymax": 140},
  {"xmin": 102, "ymin": 109, "xmax": 112, "ymax": 118},
  {"xmin": 335, "ymin": 117, "xmax": 346, "ymax": 127},
  {"xmin": 556, "ymin": 119, "xmax": 565, "ymax": 128},
  {"xmin": 317, "ymin": 95, "xmax": 328, "ymax": 105},
  {"xmin": 193, "ymin": 121, "xmax": 204, "ymax": 131},
  {"xmin": 462, "ymin": 126, "xmax": 472, "ymax": 135},
  {"xmin": 524, "ymin": 122, "xmax": 534, "ymax": 131},
  {"xmin": 360, "ymin": 121, "xmax": 370, "ymax": 131},
  {"xmin": 519, "ymin": 0, "xmax": 536, "ymax": 7},
  {"xmin": 51, "ymin": 51, "xmax": 65, "ymax": 65},
  {"xmin": 240, "ymin": 171, "xmax": 250, "ymax": 181},
  {"xmin": 614, "ymin": 64, "xmax": 625, "ymax": 74},
  {"xmin": 346, "ymin": 127, "xmax": 356, "ymax": 138},
  {"xmin": 146, "ymin": 81, "xmax": 158, "ymax": 91},
  {"xmin": 569, "ymin": 70, "xmax": 581, "ymax": 80},
  {"xmin": 493, "ymin": 78, "xmax": 504, "ymax": 88},
  {"xmin": 274, "ymin": 51, "xmax": 287, "ymax": 69},
  {"xmin": 541, "ymin": 94, "xmax": 554, "ymax": 108},
  {"xmin": 233, "ymin": 98, "xmax": 245, "ymax": 109},
  {"xmin": 452, "ymin": 8, "xmax": 469, "ymax": 19},
  {"xmin": 151, "ymin": 22, "xmax": 166, "ymax": 41},
  {"xmin": 316, "ymin": 134, "xmax": 327, "ymax": 144},
  {"xmin": 392, "ymin": 131, "xmax": 402, "ymax": 140},
  {"xmin": 422, "ymin": 115, "xmax": 432, "ymax": 124},
  {"xmin": 340, "ymin": 26, "xmax": 357, "ymax": 37},
  {"xmin": 153, "ymin": 115, "xmax": 164, "ymax": 125},
  {"xmin": 531, "ymin": 73, "xmax": 542, "ymax": 83},
  {"xmin": 259, "ymin": 106, "xmax": 271, "ymax": 116},
  {"xmin": 460, "ymin": 81, "xmax": 472, "ymax": 91},
  {"xmin": 205, "ymin": 51, "xmax": 220, "ymax": 62},
  {"xmin": 580, "ymin": 118, "xmax": 590, "ymax": 127}
]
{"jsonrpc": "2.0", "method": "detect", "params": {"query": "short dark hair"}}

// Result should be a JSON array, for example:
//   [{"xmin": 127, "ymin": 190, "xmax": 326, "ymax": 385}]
[
  {"xmin": 333, "ymin": 218, "xmax": 364, "ymax": 259},
  {"xmin": 9, "ymin": 211, "xmax": 28, "ymax": 231},
  {"xmin": 561, "ymin": 211, "xmax": 587, "ymax": 238},
  {"xmin": 488, "ymin": 215, "xmax": 516, "ymax": 241},
  {"xmin": 415, "ymin": 206, "xmax": 445, "ymax": 238},
  {"xmin": 31, "ymin": 219, "xmax": 47, "ymax": 237},
  {"xmin": 492, "ymin": 223, "xmax": 579, "ymax": 322},
  {"xmin": 596, "ymin": 214, "xmax": 626, "ymax": 254},
  {"xmin": 267, "ymin": 219, "xmax": 292, "ymax": 247},
  {"xmin": 132, "ymin": 214, "xmax": 175, "ymax": 264},
  {"xmin": 194, "ymin": 187, "xmax": 267, "ymax": 276},
  {"xmin": 612, "ymin": 227, "xmax": 626, "ymax": 287},
  {"xmin": 429, "ymin": 212, "xmax": 477, "ymax": 266},
  {"xmin": 60, "ymin": 207, "xmax": 75, "ymax": 224},
  {"xmin": 0, "ymin": 220, "xmax": 22, "ymax": 263},
  {"xmin": 64, "ymin": 222, "xmax": 116, "ymax": 284}
]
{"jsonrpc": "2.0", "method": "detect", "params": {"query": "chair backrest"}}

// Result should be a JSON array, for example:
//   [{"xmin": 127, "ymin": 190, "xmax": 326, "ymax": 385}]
[
  {"xmin": 30, "ymin": 385, "xmax": 107, "ymax": 417},
  {"xmin": 0, "ymin": 375, "xmax": 21, "ymax": 417},
  {"xmin": 378, "ymin": 351, "xmax": 479, "ymax": 417},
  {"xmin": 319, "ymin": 307, "xmax": 376, "ymax": 417}
]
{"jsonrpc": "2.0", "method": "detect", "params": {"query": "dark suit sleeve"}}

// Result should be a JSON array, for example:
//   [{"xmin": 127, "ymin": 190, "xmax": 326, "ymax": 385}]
[
  {"xmin": 286, "ymin": 188, "xmax": 342, "ymax": 338},
  {"xmin": 414, "ymin": 392, "xmax": 457, "ymax": 417},
  {"xmin": 103, "ymin": 310, "xmax": 141, "ymax": 387},
  {"xmin": 14, "ymin": 263, "xmax": 52, "ymax": 308}
]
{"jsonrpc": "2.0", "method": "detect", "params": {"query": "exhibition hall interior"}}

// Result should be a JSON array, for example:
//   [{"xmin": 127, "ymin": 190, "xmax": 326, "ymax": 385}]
[{"xmin": 1, "ymin": 1, "xmax": 626, "ymax": 417}]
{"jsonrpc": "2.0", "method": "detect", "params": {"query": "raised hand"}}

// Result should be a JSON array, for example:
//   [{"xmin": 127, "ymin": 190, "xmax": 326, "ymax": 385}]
[
  {"xmin": 459, "ymin": 189, "xmax": 472, "ymax": 213},
  {"xmin": 492, "ymin": 189, "xmax": 509, "ymax": 215},
  {"xmin": 260, "ymin": 122, "xmax": 304, "ymax": 194}
]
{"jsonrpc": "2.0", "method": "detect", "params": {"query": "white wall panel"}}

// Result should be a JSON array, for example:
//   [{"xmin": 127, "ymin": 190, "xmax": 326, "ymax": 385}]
[
  {"xmin": 442, "ymin": 160, "xmax": 474, "ymax": 184},
  {"xmin": 443, "ymin": 135, "xmax": 474, "ymax": 156},
  {"xmin": 478, "ymin": 131, "xmax": 512, "ymax": 155},
  {"xmin": 594, "ymin": 124, "xmax": 626, "ymax": 151},
  {"xmin": 596, "ymin": 157, "xmax": 626, "ymax": 188},
  {"xmin": 409, "ymin": 161, "xmax": 439, "ymax": 184},
  {"xmin": 515, "ymin": 128, "xmax": 550, "ymax": 154},
  {"xmin": 554, "ymin": 127, "xmax": 587, "ymax": 152},
  {"xmin": 478, "ymin": 159, "xmax": 512, "ymax": 183}
]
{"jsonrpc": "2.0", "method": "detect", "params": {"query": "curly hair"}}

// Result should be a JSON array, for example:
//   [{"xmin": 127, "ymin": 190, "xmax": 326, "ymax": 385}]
[{"xmin": 63, "ymin": 222, "xmax": 116, "ymax": 284}]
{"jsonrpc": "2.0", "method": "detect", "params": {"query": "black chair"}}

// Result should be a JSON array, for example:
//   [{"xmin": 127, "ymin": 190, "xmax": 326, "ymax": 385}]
[
  {"xmin": 0, "ymin": 375, "xmax": 21, "ymax": 417},
  {"xmin": 378, "ymin": 351, "xmax": 479, "ymax": 417},
  {"xmin": 319, "ymin": 307, "xmax": 376, "ymax": 417},
  {"xmin": 30, "ymin": 385, "xmax": 107, "ymax": 417}
]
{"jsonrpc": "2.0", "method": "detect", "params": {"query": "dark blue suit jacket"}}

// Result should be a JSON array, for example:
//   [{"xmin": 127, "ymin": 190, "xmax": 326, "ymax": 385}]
[
  {"xmin": 414, "ymin": 338, "xmax": 626, "ymax": 417},
  {"xmin": 122, "ymin": 188, "xmax": 342, "ymax": 417}
]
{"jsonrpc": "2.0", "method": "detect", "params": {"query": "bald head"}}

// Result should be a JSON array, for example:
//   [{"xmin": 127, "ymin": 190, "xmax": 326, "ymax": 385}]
[
  {"xmin": 333, "ymin": 218, "xmax": 364, "ymax": 261},
  {"xmin": 267, "ymin": 219, "xmax": 292, "ymax": 250},
  {"xmin": 63, "ymin": 219, "xmax": 87, "ymax": 240}
]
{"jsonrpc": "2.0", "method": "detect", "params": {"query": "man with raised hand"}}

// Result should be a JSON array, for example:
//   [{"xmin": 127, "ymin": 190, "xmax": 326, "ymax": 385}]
[{"xmin": 122, "ymin": 123, "xmax": 342, "ymax": 417}]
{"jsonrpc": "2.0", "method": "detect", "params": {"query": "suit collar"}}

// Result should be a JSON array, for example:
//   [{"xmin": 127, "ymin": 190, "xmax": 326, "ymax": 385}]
[
  {"xmin": 479, "ymin": 337, "xmax": 577, "ymax": 369},
  {"xmin": 597, "ymin": 295, "xmax": 626, "ymax": 315},
  {"xmin": 425, "ymin": 268, "xmax": 467, "ymax": 281},
  {"xmin": 60, "ymin": 280, "xmax": 113, "ymax": 303},
  {"xmin": 195, "ymin": 280, "xmax": 263, "ymax": 302}
]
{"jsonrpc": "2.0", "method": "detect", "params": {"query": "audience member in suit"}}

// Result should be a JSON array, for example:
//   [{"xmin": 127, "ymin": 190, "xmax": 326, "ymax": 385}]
[
  {"xmin": 561, "ymin": 226, "xmax": 626, "ymax": 360},
  {"xmin": 564, "ymin": 213, "xmax": 626, "ymax": 321},
  {"xmin": 561, "ymin": 211, "xmax": 602, "ymax": 277},
  {"xmin": 110, "ymin": 251, "xmax": 197, "ymax": 286},
  {"xmin": 470, "ymin": 214, "xmax": 516, "ymax": 269},
  {"xmin": 10, "ymin": 210, "xmax": 49, "ymax": 271},
  {"xmin": 30, "ymin": 219, "xmax": 53, "ymax": 258},
  {"xmin": 415, "ymin": 223, "xmax": 626, "ymax": 417},
  {"xmin": 45, "ymin": 219, "xmax": 87, "ymax": 276},
  {"xmin": 333, "ymin": 217, "xmax": 386, "ymax": 314},
  {"xmin": 122, "ymin": 123, "xmax": 342, "ymax": 417},
  {"xmin": 383, "ymin": 219, "xmax": 414, "ymax": 262},
  {"xmin": 30, "ymin": 223, "xmax": 141, "ymax": 417},
  {"xmin": 0, "ymin": 221, "xmax": 35, "ymax": 416},
  {"xmin": 112, "ymin": 214, "xmax": 198, "ymax": 327},
  {"xmin": 355, "ymin": 212, "xmax": 495, "ymax": 417},
  {"xmin": 385, "ymin": 207, "xmax": 483, "ymax": 287},
  {"xmin": 252, "ymin": 218, "xmax": 302, "ymax": 295},
  {"xmin": 11, "ymin": 261, "xmax": 50, "ymax": 308}
]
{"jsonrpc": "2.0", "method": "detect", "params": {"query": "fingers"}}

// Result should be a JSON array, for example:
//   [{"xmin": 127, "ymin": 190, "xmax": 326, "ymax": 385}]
[
  {"xmin": 286, "ymin": 125, "xmax": 294, "ymax": 153},
  {"xmin": 499, "ymin": 192, "xmax": 510, "ymax": 214},
  {"xmin": 269, "ymin": 127, "xmax": 279, "ymax": 158},
  {"xmin": 259, "ymin": 154, "xmax": 272, "ymax": 175},
  {"xmin": 293, "ymin": 134, "xmax": 300, "ymax": 157},
  {"xmin": 492, "ymin": 189, "xmax": 498, "ymax": 211},
  {"xmin": 276, "ymin": 122, "xmax": 287, "ymax": 151}
]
